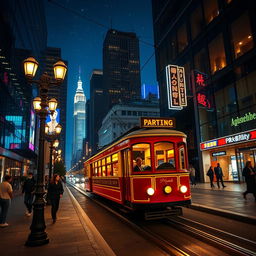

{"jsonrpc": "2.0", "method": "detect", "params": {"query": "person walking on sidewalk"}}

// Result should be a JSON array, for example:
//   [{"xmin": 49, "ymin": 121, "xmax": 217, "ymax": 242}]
[
  {"xmin": 207, "ymin": 166, "xmax": 215, "ymax": 188},
  {"xmin": 48, "ymin": 174, "xmax": 64, "ymax": 223},
  {"xmin": 22, "ymin": 172, "xmax": 35, "ymax": 216},
  {"xmin": 214, "ymin": 163, "xmax": 226, "ymax": 188},
  {"xmin": 242, "ymin": 161, "xmax": 256, "ymax": 201},
  {"xmin": 0, "ymin": 175, "xmax": 13, "ymax": 227},
  {"xmin": 188, "ymin": 164, "xmax": 196, "ymax": 186}
]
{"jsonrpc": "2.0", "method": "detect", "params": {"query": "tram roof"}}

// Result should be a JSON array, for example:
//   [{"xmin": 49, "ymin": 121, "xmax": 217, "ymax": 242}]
[{"xmin": 86, "ymin": 128, "xmax": 186, "ymax": 162}]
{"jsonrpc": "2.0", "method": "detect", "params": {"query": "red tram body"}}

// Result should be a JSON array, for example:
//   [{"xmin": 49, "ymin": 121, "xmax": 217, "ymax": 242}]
[{"xmin": 84, "ymin": 129, "xmax": 191, "ymax": 215}]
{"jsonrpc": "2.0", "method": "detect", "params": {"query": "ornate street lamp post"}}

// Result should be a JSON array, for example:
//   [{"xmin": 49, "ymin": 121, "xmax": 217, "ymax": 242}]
[{"xmin": 23, "ymin": 57, "xmax": 67, "ymax": 246}]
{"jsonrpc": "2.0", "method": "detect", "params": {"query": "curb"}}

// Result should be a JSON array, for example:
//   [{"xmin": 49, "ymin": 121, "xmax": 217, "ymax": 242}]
[{"xmin": 189, "ymin": 203, "xmax": 256, "ymax": 225}]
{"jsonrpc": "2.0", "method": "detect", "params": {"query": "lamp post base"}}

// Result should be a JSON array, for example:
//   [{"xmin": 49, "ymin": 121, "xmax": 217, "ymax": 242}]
[{"xmin": 25, "ymin": 232, "xmax": 49, "ymax": 247}]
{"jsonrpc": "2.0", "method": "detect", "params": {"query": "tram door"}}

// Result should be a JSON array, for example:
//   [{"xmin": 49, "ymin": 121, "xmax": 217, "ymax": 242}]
[{"xmin": 121, "ymin": 149, "xmax": 131, "ymax": 203}]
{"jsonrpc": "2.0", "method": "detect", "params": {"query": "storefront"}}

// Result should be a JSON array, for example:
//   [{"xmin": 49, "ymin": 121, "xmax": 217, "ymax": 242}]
[{"xmin": 200, "ymin": 129, "xmax": 256, "ymax": 182}]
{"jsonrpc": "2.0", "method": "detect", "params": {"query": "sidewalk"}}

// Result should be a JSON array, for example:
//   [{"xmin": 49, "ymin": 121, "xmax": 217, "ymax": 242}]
[
  {"xmin": 0, "ymin": 186, "xmax": 115, "ymax": 256},
  {"xmin": 190, "ymin": 182, "xmax": 256, "ymax": 224}
]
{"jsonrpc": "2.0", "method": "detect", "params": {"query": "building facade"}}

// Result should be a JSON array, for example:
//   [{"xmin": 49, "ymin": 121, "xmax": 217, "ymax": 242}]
[
  {"xmin": 152, "ymin": 0, "xmax": 256, "ymax": 182},
  {"xmin": 0, "ymin": 0, "xmax": 47, "ymax": 182},
  {"xmin": 72, "ymin": 76, "xmax": 86, "ymax": 165},
  {"xmin": 103, "ymin": 29, "xmax": 141, "ymax": 111},
  {"xmin": 44, "ymin": 47, "xmax": 68, "ymax": 162},
  {"xmin": 98, "ymin": 102, "xmax": 160, "ymax": 147}
]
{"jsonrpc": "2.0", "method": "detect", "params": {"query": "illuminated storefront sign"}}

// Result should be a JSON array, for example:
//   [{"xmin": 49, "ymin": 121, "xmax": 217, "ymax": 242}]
[
  {"xmin": 166, "ymin": 65, "xmax": 187, "ymax": 110},
  {"xmin": 140, "ymin": 117, "xmax": 176, "ymax": 128},
  {"xmin": 212, "ymin": 151, "xmax": 226, "ymax": 157},
  {"xmin": 194, "ymin": 70, "xmax": 208, "ymax": 88},
  {"xmin": 200, "ymin": 129, "xmax": 256, "ymax": 150},
  {"xmin": 197, "ymin": 93, "xmax": 211, "ymax": 108},
  {"xmin": 231, "ymin": 112, "xmax": 256, "ymax": 127},
  {"xmin": 29, "ymin": 110, "xmax": 35, "ymax": 151}
]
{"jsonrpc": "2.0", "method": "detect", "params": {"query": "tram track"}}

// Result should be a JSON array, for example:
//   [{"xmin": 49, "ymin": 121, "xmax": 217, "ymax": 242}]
[{"xmin": 68, "ymin": 182, "xmax": 256, "ymax": 256}]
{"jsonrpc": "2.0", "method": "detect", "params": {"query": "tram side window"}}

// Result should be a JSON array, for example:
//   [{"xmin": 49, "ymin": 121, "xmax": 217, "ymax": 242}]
[
  {"xmin": 106, "ymin": 156, "xmax": 112, "ymax": 176},
  {"xmin": 179, "ymin": 145, "xmax": 186, "ymax": 170},
  {"xmin": 132, "ymin": 143, "xmax": 151, "ymax": 171},
  {"xmin": 112, "ymin": 153, "xmax": 119, "ymax": 176},
  {"xmin": 154, "ymin": 142, "xmax": 176, "ymax": 170},
  {"xmin": 102, "ymin": 159, "xmax": 106, "ymax": 176}
]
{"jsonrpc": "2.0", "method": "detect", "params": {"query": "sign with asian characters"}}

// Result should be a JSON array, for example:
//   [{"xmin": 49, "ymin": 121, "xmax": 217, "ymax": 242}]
[
  {"xmin": 197, "ymin": 93, "xmax": 211, "ymax": 108},
  {"xmin": 194, "ymin": 70, "xmax": 208, "ymax": 88},
  {"xmin": 166, "ymin": 65, "xmax": 187, "ymax": 110},
  {"xmin": 200, "ymin": 129, "xmax": 256, "ymax": 150},
  {"xmin": 140, "ymin": 117, "xmax": 176, "ymax": 129}
]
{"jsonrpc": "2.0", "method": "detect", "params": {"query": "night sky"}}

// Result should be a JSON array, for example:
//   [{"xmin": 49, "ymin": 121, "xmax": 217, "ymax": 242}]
[{"xmin": 45, "ymin": 0, "xmax": 157, "ymax": 169}]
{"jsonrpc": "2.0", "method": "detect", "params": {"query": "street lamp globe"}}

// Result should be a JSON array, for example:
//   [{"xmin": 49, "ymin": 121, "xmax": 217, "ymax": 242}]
[
  {"xmin": 58, "ymin": 149, "xmax": 62, "ymax": 155},
  {"xmin": 53, "ymin": 60, "xmax": 67, "ymax": 82},
  {"xmin": 45, "ymin": 124, "xmax": 50, "ymax": 134},
  {"xmin": 48, "ymin": 98, "xmax": 58, "ymax": 112},
  {"xmin": 53, "ymin": 139, "xmax": 59, "ymax": 148},
  {"xmin": 55, "ymin": 124, "xmax": 62, "ymax": 134},
  {"xmin": 33, "ymin": 97, "xmax": 42, "ymax": 111},
  {"xmin": 23, "ymin": 57, "xmax": 39, "ymax": 79}
]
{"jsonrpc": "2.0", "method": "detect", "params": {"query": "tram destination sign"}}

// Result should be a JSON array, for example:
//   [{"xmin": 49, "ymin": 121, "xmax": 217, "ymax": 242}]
[{"xmin": 140, "ymin": 117, "xmax": 176, "ymax": 129}]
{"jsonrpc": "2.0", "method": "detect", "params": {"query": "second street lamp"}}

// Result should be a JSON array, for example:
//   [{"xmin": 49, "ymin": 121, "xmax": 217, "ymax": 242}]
[{"xmin": 23, "ymin": 57, "xmax": 67, "ymax": 247}]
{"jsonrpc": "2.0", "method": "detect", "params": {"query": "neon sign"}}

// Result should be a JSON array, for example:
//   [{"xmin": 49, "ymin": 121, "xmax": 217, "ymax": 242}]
[
  {"xmin": 140, "ymin": 117, "xmax": 176, "ymax": 128},
  {"xmin": 231, "ymin": 112, "xmax": 256, "ymax": 127},
  {"xmin": 166, "ymin": 65, "xmax": 187, "ymax": 110},
  {"xmin": 200, "ymin": 129, "xmax": 256, "ymax": 150},
  {"xmin": 194, "ymin": 70, "xmax": 208, "ymax": 88},
  {"xmin": 197, "ymin": 93, "xmax": 211, "ymax": 108}
]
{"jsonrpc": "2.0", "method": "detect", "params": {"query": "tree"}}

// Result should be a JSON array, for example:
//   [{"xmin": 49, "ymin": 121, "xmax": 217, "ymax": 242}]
[{"xmin": 53, "ymin": 160, "xmax": 66, "ymax": 177}]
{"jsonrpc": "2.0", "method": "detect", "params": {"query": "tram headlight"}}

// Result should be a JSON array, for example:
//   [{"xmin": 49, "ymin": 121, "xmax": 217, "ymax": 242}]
[
  {"xmin": 164, "ymin": 185, "xmax": 172, "ymax": 194},
  {"xmin": 147, "ymin": 187, "xmax": 155, "ymax": 196},
  {"xmin": 76, "ymin": 178, "xmax": 80, "ymax": 182},
  {"xmin": 81, "ymin": 177, "xmax": 85, "ymax": 182},
  {"xmin": 180, "ymin": 185, "xmax": 188, "ymax": 193}
]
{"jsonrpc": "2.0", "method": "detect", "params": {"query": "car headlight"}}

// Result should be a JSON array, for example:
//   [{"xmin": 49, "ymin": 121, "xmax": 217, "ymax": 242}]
[
  {"xmin": 180, "ymin": 185, "xmax": 188, "ymax": 193},
  {"xmin": 147, "ymin": 187, "xmax": 155, "ymax": 196},
  {"xmin": 164, "ymin": 185, "xmax": 172, "ymax": 194}
]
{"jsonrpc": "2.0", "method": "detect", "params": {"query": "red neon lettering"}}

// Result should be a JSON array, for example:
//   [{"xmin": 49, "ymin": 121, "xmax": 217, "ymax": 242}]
[{"xmin": 196, "ymin": 73, "xmax": 206, "ymax": 87}]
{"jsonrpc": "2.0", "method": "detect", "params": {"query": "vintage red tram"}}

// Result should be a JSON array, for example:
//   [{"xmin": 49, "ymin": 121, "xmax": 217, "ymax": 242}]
[{"xmin": 83, "ymin": 128, "xmax": 191, "ymax": 218}]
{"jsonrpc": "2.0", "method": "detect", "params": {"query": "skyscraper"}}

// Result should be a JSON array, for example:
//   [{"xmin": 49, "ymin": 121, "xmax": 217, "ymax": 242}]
[
  {"xmin": 44, "ymin": 47, "xmax": 68, "ymax": 162},
  {"xmin": 103, "ymin": 29, "xmax": 141, "ymax": 110},
  {"xmin": 72, "ymin": 76, "xmax": 86, "ymax": 165}
]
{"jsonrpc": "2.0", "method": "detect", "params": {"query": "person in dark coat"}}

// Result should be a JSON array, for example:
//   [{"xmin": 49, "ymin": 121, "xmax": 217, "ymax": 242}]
[
  {"xmin": 207, "ymin": 166, "xmax": 214, "ymax": 188},
  {"xmin": 214, "ymin": 163, "xmax": 226, "ymax": 188},
  {"xmin": 48, "ymin": 174, "xmax": 64, "ymax": 223},
  {"xmin": 133, "ymin": 157, "xmax": 143, "ymax": 171},
  {"xmin": 242, "ymin": 161, "xmax": 256, "ymax": 201},
  {"xmin": 22, "ymin": 172, "xmax": 35, "ymax": 216}
]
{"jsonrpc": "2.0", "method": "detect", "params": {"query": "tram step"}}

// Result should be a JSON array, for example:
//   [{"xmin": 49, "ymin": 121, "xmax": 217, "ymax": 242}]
[{"xmin": 144, "ymin": 207, "xmax": 182, "ymax": 220}]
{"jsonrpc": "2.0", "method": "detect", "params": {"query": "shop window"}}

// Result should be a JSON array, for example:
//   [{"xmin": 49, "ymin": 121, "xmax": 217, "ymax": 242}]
[
  {"xmin": 190, "ymin": 6, "xmax": 203, "ymax": 40},
  {"xmin": 215, "ymin": 84, "xmax": 237, "ymax": 118},
  {"xmin": 203, "ymin": 0, "xmax": 219, "ymax": 25},
  {"xmin": 231, "ymin": 13, "xmax": 253, "ymax": 59},
  {"xmin": 154, "ymin": 142, "xmax": 175, "ymax": 170},
  {"xmin": 208, "ymin": 34, "xmax": 226, "ymax": 74},
  {"xmin": 200, "ymin": 121, "xmax": 217, "ymax": 141},
  {"xmin": 132, "ymin": 143, "xmax": 151, "ymax": 171},
  {"xmin": 177, "ymin": 23, "xmax": 188, "ymax": 53},
  {"xmin": 236, "ymin": 70, "xmax": 256, "ymax": 111},
  {"xmin": 194, "ymin": 48, "xmax": 209, "ymax": 75}
]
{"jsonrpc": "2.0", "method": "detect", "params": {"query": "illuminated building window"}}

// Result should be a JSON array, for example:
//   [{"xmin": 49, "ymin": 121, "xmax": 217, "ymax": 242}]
[
  {"xmin": 231, "ymin": 13, "xmax": 253, "ymax": 59},
  {"xmin": 208, "ymin": 34, "xmax": 226, "ymax": 74},
  {"xmin": 190, "ymin": 6, "xmax": 203, "ymax": 40},
  {"xmin": 177, "ymin": 23, "xmax": 188, "ymax": 53},
  {"xmin": 203, "ymin": 0, "xmax": 219, "ymax": 24}
]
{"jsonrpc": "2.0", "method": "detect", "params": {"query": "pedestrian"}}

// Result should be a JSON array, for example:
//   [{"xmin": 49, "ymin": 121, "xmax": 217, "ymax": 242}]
[
  {"xmin": 48, "ymin": 174, "xmax": 64, "ymax": 223},
  {"xmin": 207, "ymin": 166, "xmax": 215, "ymax": 188},
  {"xmin": 214, "ymin": 163, "xmax": 226, "ymax": 188},
  {"xmin": 242, "ymin": 161, "xmax": 256, "ymax": 201},
  {"xmin": 22, "ymin": 172, "xmax": 35, "ymax": 216},
  {"xmin": 188, "ymin": 164, "xmax": 196, "ymax": 186},
  {"xmin": 0, "ymin": 175, "xmax": 13, "ymax": 227}
]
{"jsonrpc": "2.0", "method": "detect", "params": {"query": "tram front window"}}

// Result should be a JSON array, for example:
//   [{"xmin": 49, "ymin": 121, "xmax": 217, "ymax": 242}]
[
  {"xmin": 132, "ymin": 143, "xmax": 151, "ymax": 171},
  {"xmin": 155, "ymin": 142, "xmax": 175, "ymax": 170}
]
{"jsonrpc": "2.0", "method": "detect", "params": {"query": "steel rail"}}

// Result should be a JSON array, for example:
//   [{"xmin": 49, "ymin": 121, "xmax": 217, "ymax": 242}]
[
  {"xmin": 166, "ymin": 218, "xmax": 256, "ymax": 256},
  {"xmin": 67, "ymin": 182, "xmax": 190, "ymax": 256}
]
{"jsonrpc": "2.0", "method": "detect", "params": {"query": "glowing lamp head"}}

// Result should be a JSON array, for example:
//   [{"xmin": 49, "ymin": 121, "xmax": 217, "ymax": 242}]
[
  {"xmin": 180, "ymin": 185, "xmax": 188, "ymax": 193},
  {"xmin": 55, "ymin": 124, "xmax": 62, "ymax": 134},
  {"xmin": 164, "ymin": 185, "xmax": 172, "ymax": 194},
  {"xmin": 147, "ymin": 187, "xmax": 155, "ymax": 196},
  {"xmin": 33, "ymin": 97, "xmax": 42, "ymax": 111},
  {"xmin": 53, "ymin": 60, "xmax": 67, "ymax": 82},
  {"xmin": 58, "ymin": 149, "xmax": 62, "ymax": 155},
  {"xmin": 23, "ymin": 57, "xmax": 38, "ymax": 79},
  {"xmin": 53, "ymin": 139, "xmax": 59, "ymax": 148},
  {"xmin": 48, "ymin": 98, "xmax": 58, "ymax": 111},
  {"xmin": 45, "ymin": 124, "xmax": 49, "ymax": 134}
]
